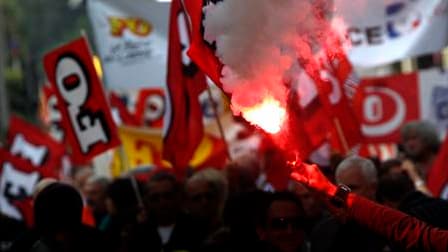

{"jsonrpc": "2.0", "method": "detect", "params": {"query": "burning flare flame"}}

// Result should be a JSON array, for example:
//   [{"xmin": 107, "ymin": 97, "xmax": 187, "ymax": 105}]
[{"xmin": 240, "ymin": 96, "xmax": 286, "ymax": 134}]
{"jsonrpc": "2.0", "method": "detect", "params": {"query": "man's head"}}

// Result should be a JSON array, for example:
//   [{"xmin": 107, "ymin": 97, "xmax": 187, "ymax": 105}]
[
  {"xmin": 185, "ymin": 169, "xmax": 228, "ymax": 223},
  {"xmin": 257, "ymin": 192, "xmax": 305, "ymax": 252},
  {"xmin": 84, "ymin": 176, "xmax": 110, "ymax": 215},
  {"xmin": 289, "ymin": 182, "xmax": 323, "ymax": 220},
  {"xmin": 145, "ymin": 171, "xmax": 182, "ymax": 226},
  {"xmin": 34, "ymin": 182, "xmax": 83, "ymax": 235},
  {"xmin": 335, "ymin": 156, "xmax": 378, "ymax": 200},
  {"xmin": 400, "ymin": 121, "xmax": 440, "ymax": 161},
  {"xmin": 377, "ymin": 173, "xmax": 415, "ymax": 209}
]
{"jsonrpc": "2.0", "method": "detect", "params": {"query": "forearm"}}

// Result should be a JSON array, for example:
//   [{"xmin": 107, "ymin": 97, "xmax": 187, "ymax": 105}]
[{"xmin": 347, "ymin": 194, "xmax": 448, "ymax": 252}]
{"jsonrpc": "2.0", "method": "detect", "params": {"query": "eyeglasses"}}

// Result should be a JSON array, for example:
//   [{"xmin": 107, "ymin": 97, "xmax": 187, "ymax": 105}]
[{"xmin": 268, "ymin": 217, "xmax": 304, "ymax": 230}]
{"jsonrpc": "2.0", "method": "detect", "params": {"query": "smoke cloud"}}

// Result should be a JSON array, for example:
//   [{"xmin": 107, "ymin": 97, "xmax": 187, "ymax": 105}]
[{"xmin": 203, "ymin": 0, "xmax": 346, "ymax": 122}]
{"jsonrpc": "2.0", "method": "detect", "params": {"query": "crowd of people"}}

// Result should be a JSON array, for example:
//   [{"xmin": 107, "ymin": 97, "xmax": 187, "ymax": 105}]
[{"xmin": 1, "ymin": 120, "xmax": 448, "ymax": 252}]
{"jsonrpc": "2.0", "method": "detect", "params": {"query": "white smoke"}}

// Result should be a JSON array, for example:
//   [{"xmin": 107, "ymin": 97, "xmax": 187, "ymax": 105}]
[{"xmin": 203, "ymin": 0, "xmax": 340, "ymax": 116}]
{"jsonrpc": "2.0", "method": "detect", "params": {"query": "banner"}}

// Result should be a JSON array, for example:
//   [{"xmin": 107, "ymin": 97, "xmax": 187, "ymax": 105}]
[
  {"xmin": 87, "ymin": 0, "xmax": 169, "ymax": 89},
  {"xmin": 353, "ymin": 68, "xmax": 448, "ymax": 143},
  {"xmin": 43, "ymin": 37, "xmax": 120, "ymax": 164},
  {"xmin": 6, "ymin": 116, "xmax": 65, "ymax": 176},
  {"xmin": 0, "ymin": 149, "xmax": 55, "ymax": 220},
  {"xmin": 334, "ymin": 0, "xmax": 448, "ymax": 67}
]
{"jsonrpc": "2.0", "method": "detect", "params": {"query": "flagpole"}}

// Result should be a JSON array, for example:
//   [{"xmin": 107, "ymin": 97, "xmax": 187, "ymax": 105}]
[
  {"xmin": 205, "ymin": 85, "xmax": 233, "ymax": 161},
  {"xmin": 333, "ymin": 118, "xmax": 350, "ymax": 154}
]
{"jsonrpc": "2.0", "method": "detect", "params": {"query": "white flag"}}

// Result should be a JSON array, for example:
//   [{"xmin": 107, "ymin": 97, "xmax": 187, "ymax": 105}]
[
  {"xmin": 87, "ymin": 0, "xmax": 169, "ymax": 89},
  {"xmin": 334, "ymin": 0, "xmax": 448, "ymax": 67}
]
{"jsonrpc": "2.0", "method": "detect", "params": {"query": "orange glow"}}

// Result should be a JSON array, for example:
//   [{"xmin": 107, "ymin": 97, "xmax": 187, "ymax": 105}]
[{"xmin": 241, "ymin": 97, "xmax": 286, "ymax": 134}]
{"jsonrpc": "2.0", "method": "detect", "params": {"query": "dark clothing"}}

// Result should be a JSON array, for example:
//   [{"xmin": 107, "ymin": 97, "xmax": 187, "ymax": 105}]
[
  {"xmin": 127, "ymin": 214, "xmax": 207, "ymax": 252},
  {"xmin": 349, "ymin": 194, "xmax": 448, "ymax": 252},
  {"xmin": 0, "ymin": 216, "xmax": 27, "ymax": 252},
  {"xmin": 399, "ymin": 191, "xmax": 448, "ymax": 229},
  {"xmin": 9, "ymin": 225, "xmax": 108, "ymax": 252}
]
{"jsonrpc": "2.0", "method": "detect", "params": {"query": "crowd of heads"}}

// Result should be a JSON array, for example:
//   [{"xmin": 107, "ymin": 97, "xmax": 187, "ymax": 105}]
[{"xmin": 2, "ymin": 120, "xmax": 448, "ymax": 252}]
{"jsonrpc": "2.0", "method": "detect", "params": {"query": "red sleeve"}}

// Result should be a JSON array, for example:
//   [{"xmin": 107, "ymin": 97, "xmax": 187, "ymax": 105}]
[{"xmin": 348, "ymin": 194, "xmax": 448, "ymax": 252}]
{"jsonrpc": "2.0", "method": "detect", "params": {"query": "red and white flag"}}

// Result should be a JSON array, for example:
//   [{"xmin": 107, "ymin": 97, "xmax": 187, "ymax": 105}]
[
  {"xmin": 6, "ymin": 116, "xmax": 65, "ymax": 177},
  {"xmin": 134, "ymin": 88, "xmax": 166, "ymax": 128},
  {"xmin": 0, "ymin": 149, "xmax": 56, "ymax": 220},
  {"xmin": 109, "ymin": 92, "xmax": 140, "ymax": 127},
  {"xmin": 163, "ymin": 0, "xmax": 207, "ymax": 172},
  {"xmin": 43, "ymin": 37, "xmax": 120, "ymax": 164}
]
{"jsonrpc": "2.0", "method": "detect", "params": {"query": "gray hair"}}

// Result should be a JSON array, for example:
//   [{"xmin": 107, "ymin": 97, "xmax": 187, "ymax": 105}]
[
  {"xmin": 400, "ymin": 121, "xmax": 440, "ymax": 152},
  {"xmin": 187, "ymin": 168, "xmax": 229, "ymax": 215},
  {"xmin": 335, "ymin": 156, "xmax": 378, "ymax": 184},
  {"xmin": 86, "ymin": 175, "xmax": 110, "ymax": 189}
]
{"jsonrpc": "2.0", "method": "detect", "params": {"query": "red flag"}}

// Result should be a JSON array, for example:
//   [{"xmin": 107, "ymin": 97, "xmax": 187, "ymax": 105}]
[
  {"xmin": 300, "ymin": 47, "xmax": 363, "ymax": 154},
  {"xmin": 134, "ymin": 88, "xmax": 166, "ymax": 128},
  {"xmin": 109, "ymin": 92, "xmax": 140, "ymax": 127},
  {"xmin": 43, "ymin": 37, "xmax": 121, "ymax": 164},
  {"xmin": 0, "ymin": 149, "xmax": 56, "ymax": 220},
  {"xmin": 427, "ymin": 136, "xmax": 448, "ymax": 196},
  {"xmin": 185, "ymin": 0, "xmax": 224, "ymax": 88},
  {"xmin": 6, "ymin": 115, "xmax": 65, "ymax": 177},
  {"xmin": 163, "ymin": 0, "xmax": 207, "ymax": 172}
]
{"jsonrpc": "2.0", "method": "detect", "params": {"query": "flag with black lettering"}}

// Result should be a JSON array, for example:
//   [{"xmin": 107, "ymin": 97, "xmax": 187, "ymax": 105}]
[
  {"xmin": 43, "ymin": 37, "xmax": 120, "ymax": 164},
  {"xmin": 163, "ymin": 0, "xmax": 207, "ymax": 172},
  {"xmin": 0, "ymin": 149, "xmax": 56, "ymax": 220},
  {"xmin": 6, "ymin": 115, "xmax": 65, "ymax": 177}
]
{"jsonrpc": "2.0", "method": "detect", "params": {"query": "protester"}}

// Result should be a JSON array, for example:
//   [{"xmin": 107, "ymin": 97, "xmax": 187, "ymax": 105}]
[
  {"xmin": 377, "ymin": 172, "xmax": 448, "ymax": 229},
  {"xmin": 103, "ymin": 178, "xmax": 142, "ymax": 252},
  {"xmin": 291, "ymin": 162, "xmax": 448, "ymax": 252},
  {"xmin": 256, "ymin": 191, "xmax": 308, "ymax": 252},
  {"xmin": 84, "ymin": 175, "xmax": 110, "ymax": 230},
  {"xmin": 127, "ymin": 171, "xmax": 206, "ymax": 252},
  {"xmin": 400, "ymin": 121, "xmax": 440, "ymax": 180},
  {"xmin": 185, "ymin": 168, "xmax": 228, "ymax": 234},
  {"xmin": 11, "ymin": 182, "xmax": 107, "ymax": 252}
]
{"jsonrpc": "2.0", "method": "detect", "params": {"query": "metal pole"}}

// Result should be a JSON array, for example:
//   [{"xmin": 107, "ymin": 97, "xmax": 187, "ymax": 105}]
[
  {"xmin": 205, "ymin": 85, "xmax": 233, "ymax": 161},
  {"xmin": 0, "ymin": 2, "xmax": 9, "ymax": 135}
]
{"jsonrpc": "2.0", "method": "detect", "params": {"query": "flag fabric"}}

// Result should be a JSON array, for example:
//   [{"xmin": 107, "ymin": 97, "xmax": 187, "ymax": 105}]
[
  {"xmin": 87, "ymin": 0, "xmax": 170, "ymax": 89},
  {"xmin": 43, "ymin": 37, "xmax": 121, "ymax": 164},
  {"xmin": 111, "ymin": 126, "xmax": 226, "ymax": 177},
  {"xmin": 134, "ymin": 88, "xmax": 166, "ymax": 128},
  {"xmin": 318, "ymin": 49, "xmax": 364, "ymax": 153},
  {"xmin": 427, "ymin": 135, "xmax": 448, "ymax": 197},
  {"xmin": 39, "ymin": 84, "xmax": 65, "ymax": 142},
  {"xmin": 0, "ymin": 149, "xmax": 55, "ymax": 220},
  {"xmin": 353, "ymin": 72, "xmax": 419, "ymax": 143},
  {"xmin": 6, "ymin": 116, "xmax": 65, "ymax": 177},
  {"xmin": 109, "ymin": 92, "xmax": 141, "ymax": 127},
  {"xmin": 299, "ymin": 47, "xmax": 363, "ymax": 155},
  {"xmin": 163, "ymin": 0, "xmax": 207, "ymax": 172},
  {"xmin": 185, "ymin": 0, "xmax": 224, "ymax": 88},
  {"xmin": 333, "ymin": 0, "xmax": 448, "ymax": 67}
]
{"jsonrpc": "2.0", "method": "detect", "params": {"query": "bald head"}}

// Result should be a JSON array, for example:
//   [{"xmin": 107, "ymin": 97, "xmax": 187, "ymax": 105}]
[{"xmin": 335, "ymin": 156, "xmax": 378, "ymax": 200}]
